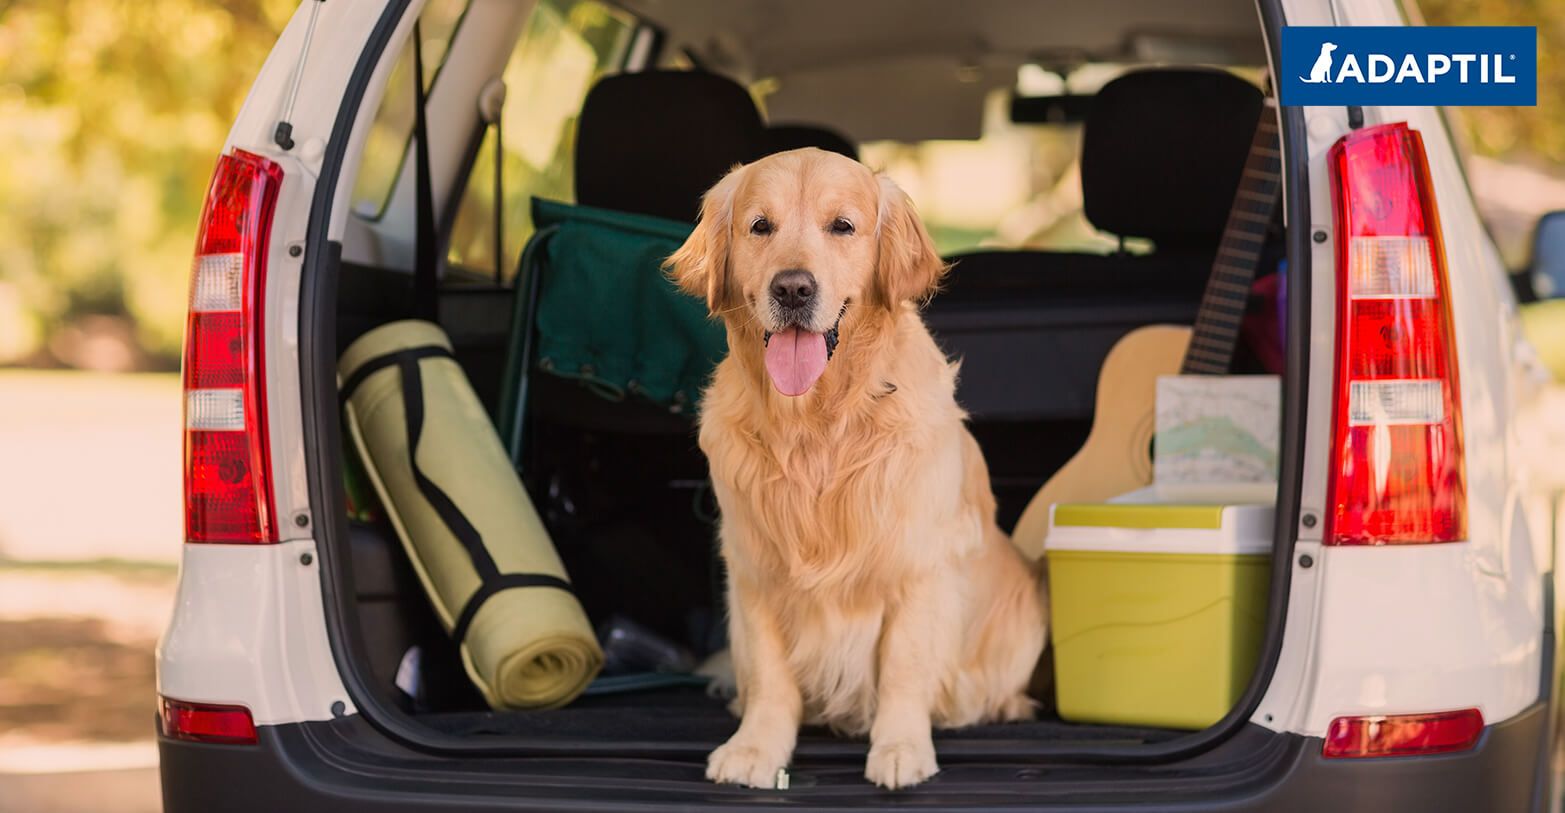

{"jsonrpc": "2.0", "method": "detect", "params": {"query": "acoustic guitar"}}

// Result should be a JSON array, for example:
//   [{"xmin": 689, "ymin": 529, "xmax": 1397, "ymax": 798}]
[{"xmin": 1011, "ymin": 99, "xmax": 1282, "ymax": 562}]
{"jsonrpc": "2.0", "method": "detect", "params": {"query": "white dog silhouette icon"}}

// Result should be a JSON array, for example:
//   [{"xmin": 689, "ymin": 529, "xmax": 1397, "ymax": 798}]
[{"xmin": 1299, "ymin": 42, "xmax": 1338, "ymax": 83}]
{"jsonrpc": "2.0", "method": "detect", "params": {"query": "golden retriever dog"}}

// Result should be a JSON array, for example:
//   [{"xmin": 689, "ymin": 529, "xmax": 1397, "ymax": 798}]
[{"xmin": 667, "ymin": 148, "xmax": 1046, "ymax": 789}]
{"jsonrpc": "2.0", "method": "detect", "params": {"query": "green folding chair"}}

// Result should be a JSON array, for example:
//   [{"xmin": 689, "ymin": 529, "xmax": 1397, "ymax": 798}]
[{"xmin": 497, "ymin": 198, "xmax": 728, "ymax": 468}]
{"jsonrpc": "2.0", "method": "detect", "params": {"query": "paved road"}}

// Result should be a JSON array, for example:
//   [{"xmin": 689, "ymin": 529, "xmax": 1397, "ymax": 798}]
[
  {"xmin": 0, "ymin": 767, "xmax": 160, "ymax": 813},
  {"xmin": 0, "ymin": 371, "xmax": 181, "ymax": 564}
]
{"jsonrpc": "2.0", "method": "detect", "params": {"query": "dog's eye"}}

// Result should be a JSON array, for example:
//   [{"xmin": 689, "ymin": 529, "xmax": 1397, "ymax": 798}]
[
  {"xmin": 830, "ymin": 217, "xmax": 854, "ymax": 235},
  {"xmin": 750, "ymin": 216, "xmax": 773, "ymax": 236}
]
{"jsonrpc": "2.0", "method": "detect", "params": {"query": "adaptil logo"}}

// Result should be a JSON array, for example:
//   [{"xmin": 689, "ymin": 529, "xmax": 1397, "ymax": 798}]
[{"xmin": 1281, "ymin": 27, "xmax": 1536, "ymax": 106}]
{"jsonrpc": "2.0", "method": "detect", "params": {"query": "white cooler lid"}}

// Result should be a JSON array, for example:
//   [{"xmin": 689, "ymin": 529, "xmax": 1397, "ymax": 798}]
[{"xmin": 1045, "ymin": 487, "xmax": 1274, "ymax": 556}]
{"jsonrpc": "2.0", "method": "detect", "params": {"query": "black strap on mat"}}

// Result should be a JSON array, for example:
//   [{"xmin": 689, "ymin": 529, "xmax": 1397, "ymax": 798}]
[
  {"xmin": 339, "ymin": 345, "xmax": 454, "ymax": 407},
  {"xmin": 450, "ymin": 573, "xmax": 573, "ymax": 644},
  {"xmin": 411, "ymin": 21, "xmax": 438, "ymax": 320},
  {"xmin": 342, "ymin": 343, "xmax": 573, "ymax": 645}
]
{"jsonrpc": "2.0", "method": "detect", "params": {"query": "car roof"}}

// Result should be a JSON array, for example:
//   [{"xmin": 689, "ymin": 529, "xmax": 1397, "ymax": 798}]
[
  {"xmin": 620, "ymin": 0, "xmax": 1262, "ymax": 74},
  {"xmin": 616, "ymin": 0, "xmax": 1264, "ymax": 141}
]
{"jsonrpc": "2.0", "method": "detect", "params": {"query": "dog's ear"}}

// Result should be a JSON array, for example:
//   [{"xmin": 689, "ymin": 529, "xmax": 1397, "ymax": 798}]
[
  {"xmin": 666, "ymin": 164, "xmax": 745, "ymax": 314},
  {"xmin": 869, "ymin": 174, "xmax": 947, "ymax": 311}
]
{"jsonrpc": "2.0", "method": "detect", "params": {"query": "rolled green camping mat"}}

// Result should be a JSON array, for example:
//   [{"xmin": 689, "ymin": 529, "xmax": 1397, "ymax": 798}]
[{"xmin": 340, "ymin": 320, "xmax": 601, "ymax": 709}]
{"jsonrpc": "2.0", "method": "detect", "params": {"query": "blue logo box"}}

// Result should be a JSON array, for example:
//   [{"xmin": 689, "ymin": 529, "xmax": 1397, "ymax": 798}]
[{"xmin": 1280, "ymin": 26, "xmax": 1536, "ymax": 106}]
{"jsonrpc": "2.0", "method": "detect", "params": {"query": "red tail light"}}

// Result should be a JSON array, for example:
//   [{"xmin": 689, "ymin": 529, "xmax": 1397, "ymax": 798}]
[
  {"xmin": 160, "ymin": 697, "xmax": 258, "ymax": 745},
  {"xmin": 1322, "ymin": 708, "xmax": 1483, "ymax": 758},
  {"xmin": 183, "ymin": 149, "xmax": 283, "ymax": 543},
  {"xmin": 1325, "ymin": 123, "xmax": 1466, "ymax": 545}
]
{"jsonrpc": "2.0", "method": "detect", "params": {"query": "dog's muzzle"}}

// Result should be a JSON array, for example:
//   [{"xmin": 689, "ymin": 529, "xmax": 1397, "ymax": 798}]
[{"xmin": 765, "ymin": 302, "xmax": 847, "ymax": 360}]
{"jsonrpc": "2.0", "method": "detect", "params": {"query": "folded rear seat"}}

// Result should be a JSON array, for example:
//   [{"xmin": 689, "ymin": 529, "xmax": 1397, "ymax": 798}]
[{"xmin": 925, "ymin": 68, "xmax": 1266, "ymax": 422}]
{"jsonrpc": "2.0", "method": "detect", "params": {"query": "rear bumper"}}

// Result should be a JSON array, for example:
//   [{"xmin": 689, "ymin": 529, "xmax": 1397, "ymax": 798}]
[{"xmin": 159, "ymin": 701, "xmax": 1550, "ymax": 812}]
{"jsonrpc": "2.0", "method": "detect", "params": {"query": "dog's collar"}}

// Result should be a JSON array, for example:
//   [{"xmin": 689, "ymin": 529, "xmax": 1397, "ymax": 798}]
[{"xmin": 762, "ymin": 302, "xmax": 850, "ymax": 361}]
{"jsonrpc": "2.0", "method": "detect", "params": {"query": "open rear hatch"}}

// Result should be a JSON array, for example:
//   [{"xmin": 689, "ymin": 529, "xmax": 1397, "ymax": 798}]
[{"xmin": 292, "ymin": 0, "xmax": 1312, "ymax": 796}]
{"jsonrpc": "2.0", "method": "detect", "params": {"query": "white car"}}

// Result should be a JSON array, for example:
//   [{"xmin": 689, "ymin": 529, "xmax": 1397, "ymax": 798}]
[{"xmin": 157, "ymin": 0, "xmax": 1565, "ymax": 809}]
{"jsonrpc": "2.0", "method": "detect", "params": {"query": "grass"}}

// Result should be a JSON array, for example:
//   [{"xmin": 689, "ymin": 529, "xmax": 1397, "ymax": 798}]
[
  {"xmin": 0, "ymin": 367, "xmax": 178, "ymax": 390},
  {"xmin": 0, "ymin": 559, "xmax": 177, "ymax": 576}
]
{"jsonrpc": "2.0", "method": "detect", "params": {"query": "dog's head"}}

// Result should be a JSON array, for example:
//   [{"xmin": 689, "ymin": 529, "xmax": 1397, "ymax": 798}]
[{"xmin": 667, "ymin": 148, "xmax": 945, "ymax": 396}]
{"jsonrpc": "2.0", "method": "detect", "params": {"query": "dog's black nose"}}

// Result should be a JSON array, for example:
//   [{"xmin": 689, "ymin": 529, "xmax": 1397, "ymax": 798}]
[{"xmin": 769, "ymin": 269, "xmax": 817, "ymax": 310}]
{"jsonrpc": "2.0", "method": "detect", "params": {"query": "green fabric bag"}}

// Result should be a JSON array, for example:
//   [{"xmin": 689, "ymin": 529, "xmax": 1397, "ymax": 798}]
[{"xmin": 528, "ymin": 198, "xmax": 727, "ymax": 413}]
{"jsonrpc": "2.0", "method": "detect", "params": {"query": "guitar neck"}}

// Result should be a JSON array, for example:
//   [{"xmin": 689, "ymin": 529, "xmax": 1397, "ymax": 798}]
[{"xmin": 1180, "ymin": 100, "xmax": 1282, "ymax": 376}]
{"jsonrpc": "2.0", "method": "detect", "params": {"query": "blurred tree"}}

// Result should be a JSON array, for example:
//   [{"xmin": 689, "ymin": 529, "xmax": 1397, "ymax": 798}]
[
  {"xmin": 0, "ymin": 0, "xmax": 293, "ymax": 368},
  {"xmin": 1420, "ymin": 0, "xmax": 1561, "ymax": 164}
]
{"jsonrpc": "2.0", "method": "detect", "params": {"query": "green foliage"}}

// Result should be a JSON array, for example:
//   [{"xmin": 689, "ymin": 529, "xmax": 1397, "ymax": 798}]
[{"xmin": 0, "ymin": 0, "xmax": 293, "ymax": 367}]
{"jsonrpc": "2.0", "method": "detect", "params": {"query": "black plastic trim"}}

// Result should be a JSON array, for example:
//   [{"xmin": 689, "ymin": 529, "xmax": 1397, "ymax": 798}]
[
  {"xmin": 1531, "ymin": 624, "xmax": 1557, "ymax": 811},
  {"xmin": 298, "ymin": 0, "xmax": 425, "ymax": 748},
  {"xmin": 297, "ymin": 0, "xmax": 1311, "ymax": 767},
  {"xmin": 158, "ymin": 703, "xmax": 1550, "ymax": 812},
  {"xmin": 438, "ymin": 114, "xmax": 490, "ymax": 274},
  {"xmin": 1530, "ymin": 562, "xmax": 1558, "ymax": 811}
]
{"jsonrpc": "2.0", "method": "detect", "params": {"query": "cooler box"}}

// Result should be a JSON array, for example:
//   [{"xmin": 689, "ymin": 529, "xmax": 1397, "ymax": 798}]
[{"xmin": 1045, "ymin": 490, "xmax": 1272, "ymax": 730}]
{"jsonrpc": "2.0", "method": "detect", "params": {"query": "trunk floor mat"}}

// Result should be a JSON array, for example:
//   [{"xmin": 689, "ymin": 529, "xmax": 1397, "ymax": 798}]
[{"xmin": 417, "ymin": 687, "xmax": 1181, "ymax": 748}]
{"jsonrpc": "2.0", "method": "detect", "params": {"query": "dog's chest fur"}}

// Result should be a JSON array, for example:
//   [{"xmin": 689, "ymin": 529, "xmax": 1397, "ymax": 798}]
[
  {"xmin": 710, "ymin": 402, "xmax": 949, "ymax": 590},
  {"xmin": 707, "ymin": 404, "xmax": 976, "ymax": 732}
]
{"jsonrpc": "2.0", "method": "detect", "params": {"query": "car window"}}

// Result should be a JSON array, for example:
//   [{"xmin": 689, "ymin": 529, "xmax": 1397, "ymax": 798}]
[
  {"xmin": 349, "ymin": 0, "xmax": 470, "ymax": 220},
  {"xmin": 857, "ymin": 65, "xmax": 1265, "ymax": 256},
  {"xmin": 445, "ymin": 0, "xmax": 638, "ymax": 282}
]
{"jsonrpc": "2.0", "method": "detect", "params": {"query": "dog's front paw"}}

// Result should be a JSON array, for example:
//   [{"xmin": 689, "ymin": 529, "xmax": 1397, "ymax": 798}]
[
  {"xmin": 865, "ymin": 738, "xmax": 939, "ymax": 789},
  {"xmin": 707, "ymin": 737, "xmax": 789, "ymax": 788}
]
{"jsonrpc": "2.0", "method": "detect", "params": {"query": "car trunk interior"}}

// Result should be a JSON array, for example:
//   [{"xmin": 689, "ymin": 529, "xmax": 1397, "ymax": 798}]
[
  {"xmin": 313, "ymin": 0, "xmax": 1300, "ymax": 772},
  {"xmin": 334, "ymin": 270, "xmax": 1203, "ymax": 755}
]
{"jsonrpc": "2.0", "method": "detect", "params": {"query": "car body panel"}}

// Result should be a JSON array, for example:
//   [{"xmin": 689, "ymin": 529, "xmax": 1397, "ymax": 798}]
[
  {"xmin": 157, "ymin": 541, "xmax": 352, "ymax": 725},
  {"xmin": 160, "ymin": 0, "xmax": 391, "ymax": 727},
  {"xmin": 1249, "ymin": 0, "xmax": 1558, "ymax": 740}
]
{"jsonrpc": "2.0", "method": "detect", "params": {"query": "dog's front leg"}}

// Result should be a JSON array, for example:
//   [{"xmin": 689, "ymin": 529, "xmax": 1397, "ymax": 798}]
[
  {"xmin": 866, "ymin": 573, "xmax": 950, "ymax": 789},
  {"xmin": 707, "ymin": 579, "xmax": 801, "ymax": 788}
]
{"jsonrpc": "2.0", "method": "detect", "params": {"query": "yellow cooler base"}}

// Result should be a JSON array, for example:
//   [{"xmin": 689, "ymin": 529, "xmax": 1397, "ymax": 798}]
[{"xmin": 1047, "ymin": 549, "xmax": 1270, "ymax": 730}]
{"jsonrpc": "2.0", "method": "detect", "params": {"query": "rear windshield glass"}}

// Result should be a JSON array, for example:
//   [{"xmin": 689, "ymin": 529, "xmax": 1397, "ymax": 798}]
[
  {"xmin": 445, "ymin": 0, "xmax": 638, "ymax": 280},
  {"xmin": 860, "ymin": 66, "xmax": 1263, "ymax": 256},
  {"xmin": 349, "ymin": 0, "xmax": 470, "ymax": 220}
]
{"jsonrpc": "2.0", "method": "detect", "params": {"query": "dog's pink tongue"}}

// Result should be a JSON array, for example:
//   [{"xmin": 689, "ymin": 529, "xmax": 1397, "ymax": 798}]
[{"xmin": 764, "ymin": 327, "xmax": 828, "ymax": 396}]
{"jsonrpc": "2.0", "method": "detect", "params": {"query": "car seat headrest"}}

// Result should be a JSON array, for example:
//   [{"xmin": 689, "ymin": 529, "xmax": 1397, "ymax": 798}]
[
  {"xmin": 762, "ymin": 124, "xmax": 859, "ymax": 160},
  {"xmin": 1080, "ymin": 69, "xmax": 1265, "ymax": 251},
  {"xmin": 575, "ymin": 71, "xmax": 765, "ymax": 223}
]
